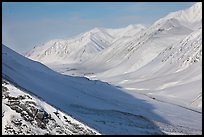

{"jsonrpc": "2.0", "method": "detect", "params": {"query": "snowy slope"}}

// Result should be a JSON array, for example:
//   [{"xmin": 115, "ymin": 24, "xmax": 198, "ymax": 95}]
[
  {"xmin": 99, "ymin": 28, "xmax": 202, "ymax": 111},
  {"xmin": 88, "ymin": 3, "xmax": 202, "ymax": 111},
  {"xmin": 84, "ymin": 18, "xmax": 192, "ymax": 77},
  {"xmin": 2, "ymin": 79, "xmax": 100, "ymax": 135},
  {"xmin": 3, "ymin": 44, "xmax": 166, "ymax": 134},
  {"xmin": 154, "ymin": 2, "xmax": 202, "ymax": 30},
  {"xmin": 2, "ymin": 41, "xmax": 202, "ymax": 135}
]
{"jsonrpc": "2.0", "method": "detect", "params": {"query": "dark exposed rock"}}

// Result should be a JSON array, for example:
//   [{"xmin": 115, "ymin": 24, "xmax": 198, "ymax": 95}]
[
  {"xmin": 54, "ymin": 111, "xmax": 60, "ymax": 118},
  {"xmin": 7, "ymin": 96, "xmax": 18, "ymax": 100},
  {"xmin": 2, "ymin": 79, "xmax": 8, "ymax": 85},
  {"xmin": 36, "ymin": 111, "xmax": 45, "ymax": 120},
  {"xmin": 17, "ymin": 95, "xmax": 26, "ymax": 100},
  {"xmin": 2, "ymin": 92, "xmax": 9, "ymax": 99},
  {"xmin": 63, "ymin": 116, "xmax": 67, "ymax": 119},
  {"xmin": 15, "ymin": 106, "xmax": 23, "ymax": 113},
  {"xmin": 20, "ymin": 110, "xmax": 27, "ymax": 117},
  {"xmin": 10, "ymin": 105, "xmax": 20, "ymax": 111},
  {"xmin": 36, "ymin": 119, "xmax": 46, "ymax": 129},
  {"xmin": 8, "ymin": 100, "xmax": 20, "ymax": 106},
  {"xmin": 2, "ymin": 86, "xmax": 9, "ymax": 92},
  {"xmin": 11, "ymin": 119, "xmax": 22, "ymax": 126},
  {"xmin": 25, "ymin": 101, "xmax": 36, "ymax": 106},
  {"xmin": 30, "ymin": 106, "xmax": 38, "ymax": 116},
  {"xmin": 19, "ymin": 103, "xmax": 27, "ymax": 110}
]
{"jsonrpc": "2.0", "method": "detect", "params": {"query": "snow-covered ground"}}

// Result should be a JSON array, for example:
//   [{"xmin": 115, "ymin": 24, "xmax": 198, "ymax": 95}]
[
  {"xmin": 2, "ymin": 79, "xmax": 100, "ymax": 135},
  {"xmin": 2, "ymin": 42, "xmax": 202, "ymax": 134},
  {"xmin": 3, "ymin": 45, "xmax": 165, "ymax": 135},
  {"xmin": 3, "ymin": 2, "xmax": 202, "ymax": 135}
]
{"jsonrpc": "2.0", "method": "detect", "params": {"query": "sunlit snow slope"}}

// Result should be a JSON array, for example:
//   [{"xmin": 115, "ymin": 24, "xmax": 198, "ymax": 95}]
[{"xmin": 25, "ymin": 28, "xmax": 114, "ymax": 64}]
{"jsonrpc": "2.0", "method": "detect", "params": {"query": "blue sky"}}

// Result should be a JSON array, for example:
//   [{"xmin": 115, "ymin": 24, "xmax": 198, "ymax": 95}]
[{"xmin": 2, "ymin": 2, "xmax": 194, "ymax": 53}]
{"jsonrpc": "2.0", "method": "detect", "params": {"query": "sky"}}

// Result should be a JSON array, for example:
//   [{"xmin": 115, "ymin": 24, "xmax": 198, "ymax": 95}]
[{"xmin": 2, "ymin": 2, "xmax": 194, "ymax": 54}]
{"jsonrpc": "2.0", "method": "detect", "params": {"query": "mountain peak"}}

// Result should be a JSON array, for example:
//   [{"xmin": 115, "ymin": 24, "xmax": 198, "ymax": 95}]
[
  {"xmin": 191, "ymin": 2, "xmax": 202, "ymax": 9},
  {"xmin": 154, "ymin": 2, "xmax": 202, "ymax": 29},
  {"xmin": 89, "ymin": 27, "xmax": 102, "ymax": 33}
]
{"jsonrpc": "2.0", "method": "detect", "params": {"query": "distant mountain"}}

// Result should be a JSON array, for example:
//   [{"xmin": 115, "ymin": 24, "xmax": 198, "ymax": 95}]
[
  {"xmin": 154, "ymin": 2, "xmax": 202, "ymax": 30},
  {"xmin": 25, "ymin": 24, "xmax": 146, "ymax": 64},
  {"xmin": 83, "ymin": 3, "xmax": 197, "ymax": 76},
  {"xmin": 25, "ymin": 27, "xmax": 115, "ymax": 64}
]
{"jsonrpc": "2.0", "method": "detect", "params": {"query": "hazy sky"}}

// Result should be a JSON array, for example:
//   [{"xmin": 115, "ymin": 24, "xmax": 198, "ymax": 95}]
[{"xmin": 2, "ymin": 2, "xmax": 194, "ymax": 54}]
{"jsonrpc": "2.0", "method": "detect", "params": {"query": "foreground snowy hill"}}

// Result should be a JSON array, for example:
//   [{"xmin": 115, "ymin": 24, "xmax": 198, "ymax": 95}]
[
  {"xmin": 3, "ymin": 44, "xmax": 165, "ymax": 134},
  {"xmin": 2, "ymin": 79, "xmax": 99, "ymax": 135}
]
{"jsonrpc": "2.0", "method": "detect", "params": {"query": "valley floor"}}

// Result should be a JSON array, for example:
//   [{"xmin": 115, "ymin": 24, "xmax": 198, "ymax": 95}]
[{"xmin": 46, "ymin": 64, "xmax": 202, "ymax": 135}]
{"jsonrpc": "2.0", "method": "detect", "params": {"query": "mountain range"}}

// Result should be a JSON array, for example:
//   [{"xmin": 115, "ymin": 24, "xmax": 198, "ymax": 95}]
[{"xmin": 2, "ymin": 2, "xmax": 202, "ymax": 135}]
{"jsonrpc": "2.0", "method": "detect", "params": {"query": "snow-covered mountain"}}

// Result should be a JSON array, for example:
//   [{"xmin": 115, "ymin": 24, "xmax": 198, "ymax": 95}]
[
  {"xmin": 154, "ymin": 2, "xmax": 202, "ymax": 30},
  {"xmin": 25, "ymin": 24, "xmax": 146, "ymax": 65},
  {"xmin": 25, "ymin": 27, "xmax": 114, "ymax": 64},
  {"xmin": 27, "ymin": 3, "xmax": 201, "ymax": 76},
  {"xmin": 83, "ymin": 3, "xmax": 201, "ymax": 77},
  {"xmin": 24, "ymin": 2, "xmax": 202, "ymax": 110},
  {"xmin": 3, "ymin": 44, "xmax": 202, "ymax": 135},
  {"xmin": 99, "ymin": 28, "xmax": 202, "ymax": 110},
  {"xmin": 3, "ymin": 2, "xmax": 202, "ymax": 135}
]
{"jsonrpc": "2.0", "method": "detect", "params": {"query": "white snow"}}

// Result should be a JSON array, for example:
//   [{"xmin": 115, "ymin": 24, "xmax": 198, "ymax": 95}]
[{"xmin": 3, "ymin": 2, "xmax": 202, "ymax": 135}]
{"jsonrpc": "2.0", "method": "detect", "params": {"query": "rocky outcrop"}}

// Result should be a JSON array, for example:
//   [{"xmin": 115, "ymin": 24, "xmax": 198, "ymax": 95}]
[{"xmin": 2, "ymin": 79, "xmax": 99, "ymax": 135}]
